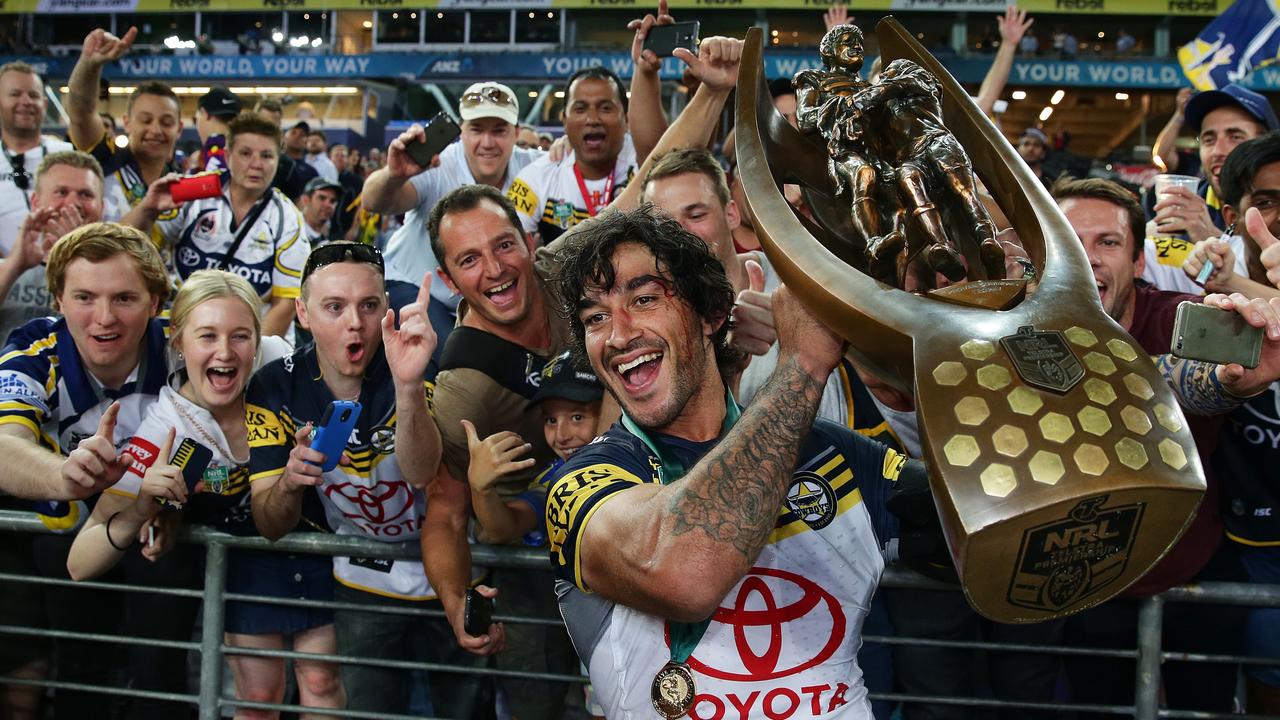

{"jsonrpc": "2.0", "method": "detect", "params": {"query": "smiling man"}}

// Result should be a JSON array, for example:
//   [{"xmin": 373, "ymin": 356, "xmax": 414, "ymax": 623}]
[
  {"xmin": 546, "ymin": 206, "xmax": 919, "ymax": 719},
  {"xmin": 365, "ymin": 81, "xmax": 543, "ymax": 361},
  {"xmin": 67, "ymin": 28, "xmax": 182, "ymax": 222},
  {"xmin": 0, "ymin": 62, "xmax": 73, "ymax": 256},
  {"xmin": 425, "ymin": 183, "xmax": 580, "ymax": 717}
]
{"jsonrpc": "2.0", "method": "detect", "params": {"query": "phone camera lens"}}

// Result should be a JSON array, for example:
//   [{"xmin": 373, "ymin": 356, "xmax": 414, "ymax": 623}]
[{"xmin": 340, "ymin": 410, "xmax": 351, "ymax": 422}]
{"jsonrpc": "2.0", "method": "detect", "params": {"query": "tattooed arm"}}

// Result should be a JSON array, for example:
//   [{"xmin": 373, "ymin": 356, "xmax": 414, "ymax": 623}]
[
  {"xmin": 575, "ymin": 286, "xmax": 843, "ymax": 622},
  {"xmin": 1155, "ymin": 354, "xmax": 1250, "ymax": 416}
]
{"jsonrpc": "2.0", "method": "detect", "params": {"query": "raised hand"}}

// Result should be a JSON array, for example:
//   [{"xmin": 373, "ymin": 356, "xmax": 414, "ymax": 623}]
[
  {"xmin": 729, "ymin": 258, "xmax": 777, "ymax": 356},
  {"xmin": 382, "ymin": 272, "xmax": 437, "ymax": 386},
  {"xmin": 461, "ymin": 420, "xmax": 536, "ymax": 495},
  {"xmin": 1174, "ymin": 87, "xmax": 1192, "ymax": 117},
  {"xmin": 773, "ymin": 282, "xmax": 844, "ymax": 381},
  {"xmin": 1202, "ymin": 292, "xmax": 1280, "ymax": 397},
  {"xmin": 60, "ymin": 401, "xmax": 130, "ymax": 499},
  {"xmin": 45, "ymin": 203, "xmax": 86, "ymax": 243},
  {"xmin": 823, "ymin": 4, "xmax": 849, "ymax": 31},
  {"xmin": 132, "ymin": 428, "xmax": 188, "ymax": 518},
  {"xmin": 673, "ymin": 36, "xmax": 744, "ymax": 94},
  {"xmin": 140, "ymin": 172, "xmax": 183, "ymax": 214},
  {"xmin": 628, "ymin": 0, "xmax": 675, "ymax": 74},
  {"xmin": 1246, "ymin": 206, "xmax": 1280, "ymax": 288},
  {"xmin": 996, "ymin": 5, "xmax": 1033, "ymax": 46},
  {"xmin": 9, "ymin": 206, "xmax": 59, "ymax": 273},
  {"xmin": 80, "ymin": 27, "xmax": 138, "ymax": 66},
  {"xmin": 385, "ymin": 124, "xmax": 429, "ymax": 179}
]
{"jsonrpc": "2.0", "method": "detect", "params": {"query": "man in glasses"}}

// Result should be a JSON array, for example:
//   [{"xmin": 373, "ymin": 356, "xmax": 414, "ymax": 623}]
[
  {"xmin": 365, "ymin": 81, "xmax": 542, "ymax": 367},
  {"xmin": 249, "ymin": 242, "xmax": 495, "ymax": 716},
  {"xmin": 0, "ymin": 62, "xmax": 73, "ymax": 258},
  {"xmin": 66, "ymin": 28, "xmax": 183, "ymax": 222}
]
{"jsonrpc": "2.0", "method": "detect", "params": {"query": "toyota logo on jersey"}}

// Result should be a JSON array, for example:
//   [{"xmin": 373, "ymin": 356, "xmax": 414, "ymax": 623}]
[
  {"xmin": 685, "ymin": 567, "xmax": 847, "ymax": 682},
  {"xmin": 324, "ymin": 480, "xmax": 417, "ymax": 537}
]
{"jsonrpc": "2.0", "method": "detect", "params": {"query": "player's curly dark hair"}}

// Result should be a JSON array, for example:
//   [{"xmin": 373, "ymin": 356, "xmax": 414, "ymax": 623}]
[{"xmin": 552, "ymin": 205, "xmax": 745, "ymax": 376}]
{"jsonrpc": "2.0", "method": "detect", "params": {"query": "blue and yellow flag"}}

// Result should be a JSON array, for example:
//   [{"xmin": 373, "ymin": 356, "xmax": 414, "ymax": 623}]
[{"xmin": 1179, "ymin": 0, "xmax": 1280, "ymax": 90}]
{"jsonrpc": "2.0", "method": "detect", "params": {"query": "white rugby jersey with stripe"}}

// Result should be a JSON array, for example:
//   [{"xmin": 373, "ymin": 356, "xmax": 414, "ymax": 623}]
[{"xmin": 548, "ymin": 417, "xmax": 908, "ymax": 719}]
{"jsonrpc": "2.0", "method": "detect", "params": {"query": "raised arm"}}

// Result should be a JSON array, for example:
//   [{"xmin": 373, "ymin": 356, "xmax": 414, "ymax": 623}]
[
  {"xmin": 1152, "ymin": 88, "xmax": 1191, "ymax": 175},
  {"xmin": 611, "ymin": 36, "xmax": 742, "ymax": 212},
  {"xmin": 360, "ymin": 125, "xmax": 429, "ymax": 216},
  {"xmin": 0, "ymin": 402, "xmax": 128, "ymax": 501},
  {"xmin": 67, "ymin": 27, "xmax": 137, "ymax": 150},
  {"xmin": 626, "ymin": 1, "xmax": 675, "ymax": 164},
  {"xmin": 381, "ymin": 274, "xmax": 442, "ymax": 486},
  {"xmin": 573, "ymin": 285, "xmax": 842, "ymax": 621},
  {"xmin": 975, "ymin": 6, "xmax": 1032, "ymax": 120}
]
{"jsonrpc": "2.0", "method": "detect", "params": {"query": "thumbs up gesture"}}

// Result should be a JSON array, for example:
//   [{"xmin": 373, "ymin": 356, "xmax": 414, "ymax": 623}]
[
  {"xmin": 1247, "ymin": 207, "xmax": 1280, "ymax": 289},
  {"xmin": 132, "ymin": 428, "xmax": 189, "ymax": 518},
  {"xmin": 728, "ymin": 258, "xmax": 776, "ymax": 357},
  {"xmin": 59, "ymin": 402, "xmax": 132, "ymax": 499},
  {"xmin": 461, "ymin": 419, "xmax": 535, "ymax": 496}
]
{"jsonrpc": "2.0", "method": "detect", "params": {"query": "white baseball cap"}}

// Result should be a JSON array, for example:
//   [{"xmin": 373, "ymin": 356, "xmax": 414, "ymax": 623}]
[{"xmin": 459, "ymin": 82, "xmax": 519, "ymax": 126}]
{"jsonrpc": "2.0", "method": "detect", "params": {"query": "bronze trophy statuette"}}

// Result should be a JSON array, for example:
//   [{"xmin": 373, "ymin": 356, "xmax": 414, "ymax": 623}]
[{"xmin": 735, "ymin": 20, "xmax": 1204, "ymax": 622}]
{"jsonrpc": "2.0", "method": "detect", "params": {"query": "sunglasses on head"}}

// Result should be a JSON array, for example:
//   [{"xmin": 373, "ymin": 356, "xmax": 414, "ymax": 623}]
[
  {"xmin": 302, "ymin": 242, "xmax": 385, "ymax": 283},
  {"xmin": 461, "ymin": 87, "xmax": 514, "ymax": 109}
]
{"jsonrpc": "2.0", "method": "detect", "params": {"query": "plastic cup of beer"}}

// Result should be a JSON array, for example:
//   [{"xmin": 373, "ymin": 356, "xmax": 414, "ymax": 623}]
[{"xmin": 1153, "ymin": 174, "xmax": 1199, "ymax": 199}]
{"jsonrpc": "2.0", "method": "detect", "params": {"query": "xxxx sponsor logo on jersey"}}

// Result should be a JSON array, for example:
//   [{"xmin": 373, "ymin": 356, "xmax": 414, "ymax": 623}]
[
  {"xmin": 547, "ymin": 462, "xmax": 641, "ymax": 575},
  {"xmin": 246, "ymin": 403, "xmax": 285, "ymax": 447},
  {"xmin": 681, "ymin": 567, "xmax": 858, "ymax": 719},
  {"xmin": 507, "ymin": 178, "xmax": 538, "ymax": 216},
  {"xmin": 323, "ymin": 479, "xmax": 419, "ymax": 538}
]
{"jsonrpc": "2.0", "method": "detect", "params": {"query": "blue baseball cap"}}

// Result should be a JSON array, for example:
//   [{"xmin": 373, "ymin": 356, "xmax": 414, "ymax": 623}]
[{"xmin": 1184, "ymin": 84, "xmax": 1280, "ymax": 134}]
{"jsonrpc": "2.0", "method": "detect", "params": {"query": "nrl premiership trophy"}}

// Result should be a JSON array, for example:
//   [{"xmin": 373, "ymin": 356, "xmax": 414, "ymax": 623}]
[{"xmin": 735, "ymin": 20, "xmax": 1204, "ymax": 622}]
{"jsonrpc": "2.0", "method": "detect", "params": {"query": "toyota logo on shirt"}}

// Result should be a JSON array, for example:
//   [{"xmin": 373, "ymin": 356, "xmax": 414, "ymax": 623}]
[
  {"xmin": 324, "ymin": 480, "xmax": 417, "ymax": 537},
  {"xmin": 684, "ymin": 567, "xmax": 847, "ymax": 682}
]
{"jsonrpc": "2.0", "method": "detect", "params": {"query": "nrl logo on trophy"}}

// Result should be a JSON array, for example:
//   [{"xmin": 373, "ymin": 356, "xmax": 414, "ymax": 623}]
[{"xmin": 735, "ymin": 19, "xmax": 1206, "ymax": 622}]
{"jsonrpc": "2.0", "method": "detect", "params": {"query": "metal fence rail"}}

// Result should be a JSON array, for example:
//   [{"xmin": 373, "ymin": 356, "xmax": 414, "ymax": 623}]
[{"xmin": 1, "ymin": 509, "xmax": 1278, "ymax": 719}]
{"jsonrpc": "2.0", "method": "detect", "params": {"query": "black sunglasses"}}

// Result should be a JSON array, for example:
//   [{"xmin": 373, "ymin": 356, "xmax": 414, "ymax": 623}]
[
  {"xmin": 302, "ymin": 242, "xmax": 385, "ymax": 283},
  {"xmin": 9, "ymin": 152, "xmax": 27, "ymax": 192}
]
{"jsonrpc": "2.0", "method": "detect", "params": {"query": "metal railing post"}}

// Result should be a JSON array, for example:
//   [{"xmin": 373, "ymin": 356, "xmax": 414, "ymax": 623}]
[
  {"xmin": 1133, "ymin": 594, "xmax": 1163, "ymax": 720},
  {"xmin": 198, "ymin": 540, "xmax": 228, "ymax": 720}
]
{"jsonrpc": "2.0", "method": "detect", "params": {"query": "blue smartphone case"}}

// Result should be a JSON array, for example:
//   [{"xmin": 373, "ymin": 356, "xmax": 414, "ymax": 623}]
[{"xmin": 308, "ymin": 400, "xmax": 362, "ymax": 472}]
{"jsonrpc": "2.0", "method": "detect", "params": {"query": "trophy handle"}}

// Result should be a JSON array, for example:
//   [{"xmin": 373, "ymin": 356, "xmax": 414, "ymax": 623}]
[{"xmin": 736, "ymin": 25, "xmax": 1206, "ymax": 622}]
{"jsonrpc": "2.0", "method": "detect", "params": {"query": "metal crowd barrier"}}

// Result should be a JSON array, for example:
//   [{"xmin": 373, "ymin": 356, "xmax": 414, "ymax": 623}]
[{"xmin": 0, "ymin": 508, "xmax": 1277, "ymax": 719}]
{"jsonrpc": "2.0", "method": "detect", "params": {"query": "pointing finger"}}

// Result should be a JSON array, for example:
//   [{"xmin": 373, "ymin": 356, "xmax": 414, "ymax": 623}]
[
  {"xmin": 97, "ymin": 401, "xmax": 121, "ymax": 441},
  {"xmin": 417, "ymin": 272, "xmax": 433, "ymax": 306},
  {"xmin": 157, "ymin": 427, "xmax": 176, "ymax": 463}
]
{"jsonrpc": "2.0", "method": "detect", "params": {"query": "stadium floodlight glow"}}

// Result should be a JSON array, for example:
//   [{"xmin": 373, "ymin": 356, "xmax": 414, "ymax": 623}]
[
  {"xmin": 1011, "ymin": 90, "xmax": 1026, "ymax": 100},
  {"xmin": 362, "ymin": 20, "xmax": 373, "ymax": 29},
  {"xmin": 107, "ymin": 86, "xmax": 136, "ymax": 95},
  {"xmin": 554, "ymin": 91, "xmax": 565, "ymax": 98},
  {"xmin": 114, "ymin": 135, "xmax": 128, "ymax": 148},
  {"xmin": 527, "ymin": 91, "xmax": 538, "ymax": 98},
  {"xmin": 272, "ymin": 31, "xmax": 284, "ymax": 42},
  {"xmin": 1050, "ymin": 89, "xmax": 1065, "ymax": 105},
  {"xmin": 311, "ymin": 38, "xmax": 322, "ymax": 48},
  {"xmin": 1115, "ymin": 92, "xmax": 1130, "ymax": 101},
  {"xmin": 1039, "ymin": 106, "xmax": 1054, "ymax": 121},
  {"xmin": 320, "ymin": 87, "xmax": 360, "ymax": 94},
  {"xmin": 163, "ymin": 35, "xmax": 196, "ymax": 50}
]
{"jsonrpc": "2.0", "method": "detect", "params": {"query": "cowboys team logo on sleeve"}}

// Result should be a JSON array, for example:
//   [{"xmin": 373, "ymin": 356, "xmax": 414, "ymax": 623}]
[{"xmin": 786, "ymin": 471, "xmax": 837, "ymax": 530}]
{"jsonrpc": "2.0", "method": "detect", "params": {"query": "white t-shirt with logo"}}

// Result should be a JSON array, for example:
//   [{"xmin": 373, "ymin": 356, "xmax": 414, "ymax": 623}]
[
  {"xmin": 0, "ymin": 136, "xmax": 74, "ymax": 255},
  {"xmin": 383, "ymin": 142, "xmax": 543, "ymax": 309}
]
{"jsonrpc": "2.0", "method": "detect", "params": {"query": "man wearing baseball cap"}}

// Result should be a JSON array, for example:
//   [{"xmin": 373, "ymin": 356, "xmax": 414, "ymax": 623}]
[
  {"xmin": 195, "ymin": 87, "xmax": 240, "ymax": 173},
  {"xmin": 363, "ymin": 81, "xmax": 543, "ymax": 365},
  {"xmin": 1016, "ymin": 126, "xmax": 1052, "ymax": 188},
  {"xmin": 298, "ymin": 176, "xmax": 344, "ymax": 245},
  {"xmin": 1152, "ymin": 84, "xmax": 1278, "ymax": 247}
]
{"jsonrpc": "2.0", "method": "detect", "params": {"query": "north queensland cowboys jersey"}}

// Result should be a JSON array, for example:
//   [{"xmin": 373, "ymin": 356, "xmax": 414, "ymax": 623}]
[
  {"xmin": 0, "ymin": 316, "xmax": 168, "ymax": 531},
  {"xmin": 246, "ymin": 344, "xmax": 448, "ymax": 599},
  {"xmin": 155, "ymin": 185, "xmax": 309, "ymax": 307},
  {"xmin": 506, "ymin": 135, "xmax": 636, "ymax": 245},
  {"xmin": 548, "ymin": 418, "xmax": 907, "ymax": 719}
]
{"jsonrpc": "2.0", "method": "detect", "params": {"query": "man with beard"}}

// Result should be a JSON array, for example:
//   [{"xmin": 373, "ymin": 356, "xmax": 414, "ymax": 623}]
[
  {"xmin": 0, "ymin": 62, "xmax": 72, "ymax": 256},
  {"xmin": 506, "ymin": 67, "xmax": 637, "ymax": 245},
  {"xmin": 365, "ymin": 81, "xmax": 542, "ymax": 358},
  {"xmin": 66, "ymin": 28, "xmax": 182, "ymax": 222},
  {"xmin": 546, "ymin": 207, "xmax": 920, "ymax": 718}
]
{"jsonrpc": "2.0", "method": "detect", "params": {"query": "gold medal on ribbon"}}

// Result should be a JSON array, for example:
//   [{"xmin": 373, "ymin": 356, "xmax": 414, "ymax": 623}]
[{"xmin": 651, "ymin": 661, "xmax": 695, "ymax": 719}]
